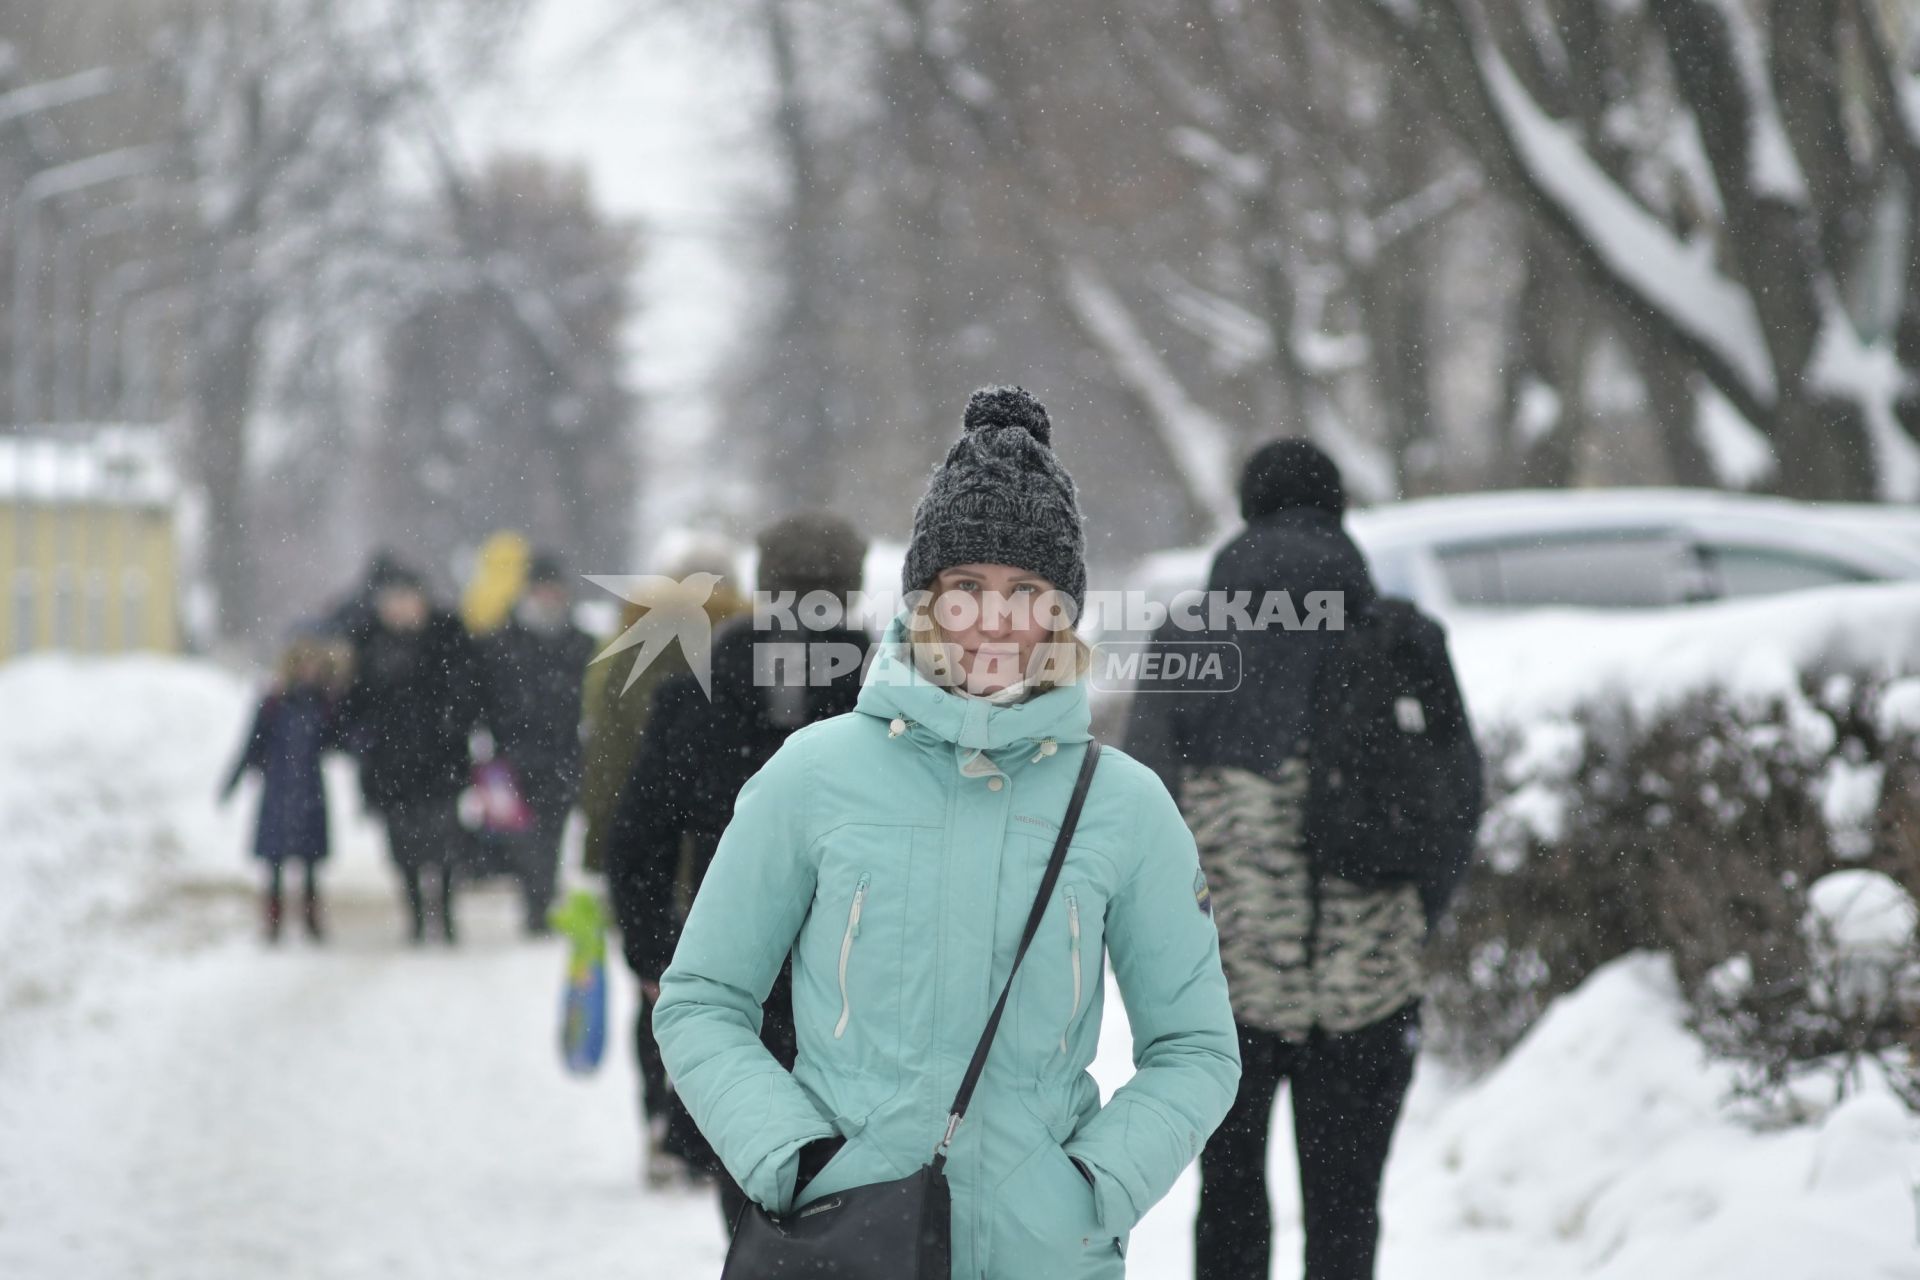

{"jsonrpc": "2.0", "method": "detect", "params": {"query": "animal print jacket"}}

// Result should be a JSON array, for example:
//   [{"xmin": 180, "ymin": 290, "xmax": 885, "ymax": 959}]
[{"xmin": 1178, "ymin": 758, "xmax": 1425, "ymax": 1039}]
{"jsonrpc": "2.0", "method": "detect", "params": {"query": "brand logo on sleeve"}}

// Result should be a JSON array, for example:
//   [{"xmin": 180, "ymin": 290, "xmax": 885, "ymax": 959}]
[{"xmin": 1194, "ymin": 870, "xmax": 1213, "ymax": 917}]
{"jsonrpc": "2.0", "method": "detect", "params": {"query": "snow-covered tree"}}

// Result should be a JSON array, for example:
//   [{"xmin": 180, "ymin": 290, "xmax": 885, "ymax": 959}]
[
  {"xmin": 374, "ymin": 154, "xmax": 640, "ymax": 579},
  {"xmin": 157, "ymin": 0, "xmax": 532, "ymax": 633},
  {"xmin": 1357, "ymin": 0, "xmax": 1920, "ymax": 501}
]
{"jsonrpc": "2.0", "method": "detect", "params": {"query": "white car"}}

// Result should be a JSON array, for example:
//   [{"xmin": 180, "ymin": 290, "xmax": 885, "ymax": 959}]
[
  {"xmin": 1086, "ymin": 488, "xmax": 1920, "ymax": 736},
  {"xmin": 1350, "ymin": 489, "xmax": 1920, "ymax": 613},
  {"xmin": 1109, "ymin": 489, "xmax": 1920, "ymax": 624}
]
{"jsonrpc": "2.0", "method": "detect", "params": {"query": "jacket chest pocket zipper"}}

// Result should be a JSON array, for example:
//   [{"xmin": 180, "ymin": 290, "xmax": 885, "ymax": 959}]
[
  {"xmin": 834, "ymin": 875, "xmax": 869, "ymax": 1039},
  {"xmin": 1059, "ymin": 888, "xmax": 1082, "ymax": 1054}
]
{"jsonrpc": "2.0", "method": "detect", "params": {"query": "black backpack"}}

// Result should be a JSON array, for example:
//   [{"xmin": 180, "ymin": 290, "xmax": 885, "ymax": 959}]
[{"xmin": 1304, "ymin": 598, "xmax": 1483, "ymax": 922}]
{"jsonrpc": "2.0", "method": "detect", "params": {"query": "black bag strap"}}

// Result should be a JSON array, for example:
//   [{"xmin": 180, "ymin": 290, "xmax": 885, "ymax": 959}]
[{"xmin": 932, "ymin": 739, "xmax": 1101, "ymax": 1172}]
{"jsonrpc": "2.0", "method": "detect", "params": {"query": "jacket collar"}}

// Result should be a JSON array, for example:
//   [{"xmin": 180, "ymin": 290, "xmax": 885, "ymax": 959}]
[
  {"xmin": 1248, "ymin": 505, "xmax": 1345, "ymax": 532},
  {"xmin": 854, "ymin": 611, "xmax": 1092, "ymax": 751}
]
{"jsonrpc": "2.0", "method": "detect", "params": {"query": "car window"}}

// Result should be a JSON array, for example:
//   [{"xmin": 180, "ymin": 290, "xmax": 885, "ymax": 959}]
[
  {"xmin": 1435, "ymin": 545, "xmax": 1504, "ymax": 605},
  {"xmin": 1705, "ymin": 545, "xmax": 1875, "ymax": 598},
  {"xmin": 1438, "ymin": 534, "xmax": 1703, "ymax": 608}
]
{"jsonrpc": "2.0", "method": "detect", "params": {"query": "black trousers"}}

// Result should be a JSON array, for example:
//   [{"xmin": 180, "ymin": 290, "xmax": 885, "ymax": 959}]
[
  {"xmin": 265, "ymin": 859, "xmax": 319, "ymax": 903},
  {"xmin": 1196, "ymin": 1004, "xmax": 1419, "ymax": 1280},
  {"xmin": 635, "ymin": 987, "xmax": 670, "ymax": 1127},
  {"xmin": 383, "ymin": 799, "xmax": 459, "ymax": 941},
  {"xmin": 514, "ymin": 802, "xmax": 569, "ymax": 932}
]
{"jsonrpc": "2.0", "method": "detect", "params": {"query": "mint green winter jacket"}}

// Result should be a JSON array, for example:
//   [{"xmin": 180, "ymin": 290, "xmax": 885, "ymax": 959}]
[{"xmin": 652, "ymin": 612, "xmax": 1241, "ymax": 1279}]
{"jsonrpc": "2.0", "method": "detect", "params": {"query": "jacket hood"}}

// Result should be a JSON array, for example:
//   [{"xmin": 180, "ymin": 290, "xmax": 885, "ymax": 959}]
[{"xmin": 854, "ymin": 610, "xmax": 1092, "ymax": 751}]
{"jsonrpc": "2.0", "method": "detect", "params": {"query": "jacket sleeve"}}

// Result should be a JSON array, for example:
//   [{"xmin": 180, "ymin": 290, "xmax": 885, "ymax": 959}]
[
  {"xmin": 334, "ymin": 646, "xmax": 374, "ymax": 756},
  {"xmin": 1118, "ymin": 618, "xmax": 1191, "ymax": 800},
  {"xmin": 221, "ymin": 699, "xmax": 271, "ymax": 799},
  {"xmin": 1063, "ymin": 765, "xmax": 1241, "ymax": 1236},
  {"xmin": 466, "ymin": 629, "xmax": 502, "ymax": 743},
  {"xmin": 1408, "ymin": 616, "xmax": 1484, "ymax": 926},
  {"xmin": 650, "ymin": 736, "xmax": 837, "ymax": 1214},
  {"xmin": 608, "ymin": 676, "xmax": 697, "ymax": 979}
]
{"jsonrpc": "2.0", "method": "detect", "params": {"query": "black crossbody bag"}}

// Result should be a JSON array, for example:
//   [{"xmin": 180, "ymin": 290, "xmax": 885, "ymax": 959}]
[{"xmin": 720, "ymin": 740, "xmax": 1103, "ymax": 1280}]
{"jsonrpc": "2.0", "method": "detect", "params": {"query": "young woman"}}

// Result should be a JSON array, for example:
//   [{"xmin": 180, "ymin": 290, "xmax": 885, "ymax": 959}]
[{"xmin": 652, "ymin": 387, "xmax": 1240, "ymax": 1278}]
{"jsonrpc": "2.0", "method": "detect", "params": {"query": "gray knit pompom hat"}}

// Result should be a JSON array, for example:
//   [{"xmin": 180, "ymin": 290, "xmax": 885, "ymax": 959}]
[{"xmin": 901, "ymin": 386, "xmax": 1087, "ymax": 609}]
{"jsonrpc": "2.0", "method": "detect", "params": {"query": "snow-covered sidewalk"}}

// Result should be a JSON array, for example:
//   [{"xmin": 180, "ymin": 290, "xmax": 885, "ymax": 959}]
[
  {"xmin": 0, "ymin": 885, "xmax": 730, "ymax": 1279},
  {"xmin": 4, "ymin": 886, "xmax": 1915, "ymax": 1280}
]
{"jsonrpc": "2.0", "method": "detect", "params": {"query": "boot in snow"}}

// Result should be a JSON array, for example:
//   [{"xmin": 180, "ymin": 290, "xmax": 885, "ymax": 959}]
[{"xmin": 263, "ymin": 892, "xmax": 284, "ymax": 944}]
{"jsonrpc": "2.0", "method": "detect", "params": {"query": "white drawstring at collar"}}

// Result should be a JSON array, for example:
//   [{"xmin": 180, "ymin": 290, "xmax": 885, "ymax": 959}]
[{"xmin": 887, "ymin": 716, "xmax": 1059, "ymax": 773}]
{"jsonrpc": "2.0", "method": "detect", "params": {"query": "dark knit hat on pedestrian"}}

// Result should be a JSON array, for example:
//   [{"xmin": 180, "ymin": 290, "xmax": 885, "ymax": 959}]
[
  {"xmin": 367, "ymin": 556, "xmax": 424, "ymax": 593},
  {"xmin": 757, "ymin": 511, "xmax": 868, "ymax": 598},
  {"xmin": 527, "ymin": 551, "xmax": 568, "ymax": 586},
  {"xmin": 901, "ymin": 387, "xmax": 1086, "ymax": 609},
  {"xmin": 1239, "ymin": 437, "xmax": 1346, "ymax": 520}
]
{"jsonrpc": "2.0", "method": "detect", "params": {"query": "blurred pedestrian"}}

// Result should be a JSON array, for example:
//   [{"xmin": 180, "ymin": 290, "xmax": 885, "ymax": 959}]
[
  {"xmin": 1127, "ymin": 438, "xmax": 1481, "ymax": 1280},
  {"xmin": 579, "ymin": 535, "xmax": 749, "ymax": 1181},
  {"xmin": 322, "ymin": 548, "xmax": 403, "ymax": 641},
  {"xmin": 220, "ymin": 631, "xmax": 350, "ymax": 942},
  {"xmin": 338, "ymin": 560, "xmax": 487, "ymax": 945},
  {"xmin": 608, "ymin": 511, "xmax": 871, "ymax": 1199},
  {"xmin": 480, "ymin": 551, "xmax": 596, "ymax": 935}
]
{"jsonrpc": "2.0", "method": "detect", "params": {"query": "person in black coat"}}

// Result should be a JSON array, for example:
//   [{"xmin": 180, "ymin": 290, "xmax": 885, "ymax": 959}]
[
  {"xmin": 1127, "ymin": 439, "xmax": 1479, "ymax": 1280},
  {"xmin": 480, "ymin": 552, "xmax": 597, "ymax": 934},
  {"xmin": 221, "ymin": 633, "xmax": 350, "ymax": 942},
  {"xmin": 338, "ymin": 560, "xmax": 488, "ymax": 945},
  {"xmin": 606, "ymin": 511, "xmax": 872, "ymax": 1206}
]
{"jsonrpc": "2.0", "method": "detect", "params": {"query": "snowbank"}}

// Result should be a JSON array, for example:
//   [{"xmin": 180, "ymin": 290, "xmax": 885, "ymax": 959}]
[
  {"xmin": 1450, "ymin": 581, "xmax": 1920, "ymax": 729},
  {"xmin": 1380, "ymin": 954, "xmax": 1920, "ymax": 1279}
]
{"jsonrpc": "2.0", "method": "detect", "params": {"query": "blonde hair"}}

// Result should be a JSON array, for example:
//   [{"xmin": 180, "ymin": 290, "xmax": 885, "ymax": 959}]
[{"xmin": 903, "ymin": 590, "xmax": 1092, "ymax": 694}]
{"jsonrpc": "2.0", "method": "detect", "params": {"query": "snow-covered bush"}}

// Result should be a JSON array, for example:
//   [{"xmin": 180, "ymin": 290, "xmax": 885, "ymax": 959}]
[
  {"xmin": 1431, "ymin": 673, "xmax": 1920, "ymax": 1112},
  {"xmin": 1803, "ymin": 871, "xmax": 1920, "ymax": 1021}
]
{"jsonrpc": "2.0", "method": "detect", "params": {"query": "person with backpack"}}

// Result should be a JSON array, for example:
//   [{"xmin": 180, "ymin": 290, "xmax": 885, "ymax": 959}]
[
  {"xmin": 1125, "ymin": 438, "xmax": 1483, "ymax": 1280},
  {"xmin": 608, "ymin": 512, "xmax": 871, "ymax": 1197},
  {"xmin": 650, "ymin": 388, "xmax": 1240, "ymax": 1278}
]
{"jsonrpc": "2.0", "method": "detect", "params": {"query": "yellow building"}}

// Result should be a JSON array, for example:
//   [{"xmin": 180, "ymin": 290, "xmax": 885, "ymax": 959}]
[{"xmin": 0, "ymin": 428, "xmax": 179, "ymax": 660}]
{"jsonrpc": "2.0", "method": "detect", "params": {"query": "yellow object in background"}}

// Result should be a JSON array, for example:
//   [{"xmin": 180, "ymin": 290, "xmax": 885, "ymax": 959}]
[
  {"xmin": 0, "ymin": 430, "xmax": 179, "ymax": 660},
  {"xmin": 462, "ymin": 530, "xmax": 531, "ymax": 635}
]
